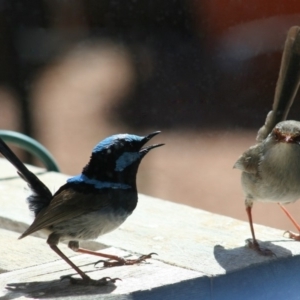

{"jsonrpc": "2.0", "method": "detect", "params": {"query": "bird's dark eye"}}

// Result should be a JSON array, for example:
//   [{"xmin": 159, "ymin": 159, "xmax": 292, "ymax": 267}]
[{"xmin": 272, "ymin": 128, "xmax": 281, "ymax": 140}]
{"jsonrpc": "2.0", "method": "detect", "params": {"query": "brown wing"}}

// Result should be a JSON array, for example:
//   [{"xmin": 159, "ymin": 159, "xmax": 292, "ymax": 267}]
[
  {"xmin": 19, "ymin": 188, "xmax": 112, "ymax": 239},
  {"xmin": 233, "ymin": 144, "xmax": 262, "ymax": 174}
]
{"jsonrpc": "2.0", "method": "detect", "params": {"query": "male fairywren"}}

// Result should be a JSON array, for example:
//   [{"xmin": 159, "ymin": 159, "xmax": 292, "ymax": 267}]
[{"xmin": 0, "ymin": 131, "xmax": 163, "ymax": 285}]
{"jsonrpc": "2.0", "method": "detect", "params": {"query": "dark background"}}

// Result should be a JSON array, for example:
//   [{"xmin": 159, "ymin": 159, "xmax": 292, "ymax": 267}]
[{"xmin": 1, "ymin": 0, "xmax": 300, "ymax": 231}]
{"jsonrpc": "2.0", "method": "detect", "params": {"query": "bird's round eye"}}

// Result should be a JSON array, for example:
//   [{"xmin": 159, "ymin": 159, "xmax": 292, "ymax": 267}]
[{"xmin": 272, "ymin": 129, "xmax": 281, "ymax": 140}]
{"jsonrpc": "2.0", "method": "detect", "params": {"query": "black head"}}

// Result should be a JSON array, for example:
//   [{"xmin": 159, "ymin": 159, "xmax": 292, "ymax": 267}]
[{"xmin": 82, "ymin": 131, "xmax": 163, "ymax": 186}]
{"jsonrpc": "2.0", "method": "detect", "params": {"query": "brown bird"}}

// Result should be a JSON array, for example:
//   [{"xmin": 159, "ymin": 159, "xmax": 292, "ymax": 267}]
[{"xmin": 234, "ymin": 26, "xmax": 300, "ymax": 255}]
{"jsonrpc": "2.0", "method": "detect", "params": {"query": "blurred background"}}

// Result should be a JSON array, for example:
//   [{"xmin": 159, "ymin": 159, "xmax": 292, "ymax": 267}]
[{"xmin": 1, "ymin": 0, "xmax": 300, "ymax": 232}]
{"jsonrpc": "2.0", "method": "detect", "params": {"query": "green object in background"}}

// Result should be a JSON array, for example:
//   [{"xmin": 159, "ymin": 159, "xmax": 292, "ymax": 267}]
[{"xmin": 0, "ymin": 130, "xmax": 60, "ymax": 172}]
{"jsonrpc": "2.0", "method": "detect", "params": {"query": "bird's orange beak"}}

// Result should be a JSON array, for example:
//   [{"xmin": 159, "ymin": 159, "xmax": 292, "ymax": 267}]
[{"xmin": 285, "ymin": 135, "xmax": 293, "ymax": 143}]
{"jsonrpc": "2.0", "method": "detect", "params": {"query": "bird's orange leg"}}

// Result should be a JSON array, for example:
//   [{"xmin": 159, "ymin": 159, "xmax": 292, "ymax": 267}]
[
  {"xmin": 278, "ymin": 203, "xmax": 300, "ymax": 240},
  {"xmin": 245, "ymin": 205, "xmax": 274, "ymax": 256},
  {"xmin": 68, "ymin": 241, "xmax": 156, "ymax": 267}
]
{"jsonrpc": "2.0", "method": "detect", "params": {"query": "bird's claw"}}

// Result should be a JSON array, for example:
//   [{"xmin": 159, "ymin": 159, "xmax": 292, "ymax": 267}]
[
  {"xmin": 61, "ymin": 275, "xmax": 121, "ymax": 286},
  {"xmin": 95, "ymin": 252, "xmax": 157, "ymax": 268},
  {"xmin": 245, "ymin": 239, "xmax": 276, "ymax": 257},
  {"xmin": 283, "ymin": 230, "xmax": 300, "ymax": 240},
  {"xmin": 94, "ymin": 260, "xmax": 106, "ymax": 267}
]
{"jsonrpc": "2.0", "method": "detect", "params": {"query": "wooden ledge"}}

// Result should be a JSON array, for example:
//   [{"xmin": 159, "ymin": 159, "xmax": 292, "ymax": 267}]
[{"xmin": 1, "ymin": 158, "xmax": 300, "ymax": 299}]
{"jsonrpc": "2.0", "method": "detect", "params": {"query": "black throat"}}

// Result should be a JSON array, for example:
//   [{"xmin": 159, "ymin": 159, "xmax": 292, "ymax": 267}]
[{"xmin": 82, "ymin": 152, "xmax": 140, "ymax": 188}]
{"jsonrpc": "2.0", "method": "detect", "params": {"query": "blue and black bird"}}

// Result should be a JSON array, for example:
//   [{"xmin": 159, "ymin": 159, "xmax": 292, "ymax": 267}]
[{"xmin": 0, "ymin": 131, "xmax": 163, "ymax": 285}]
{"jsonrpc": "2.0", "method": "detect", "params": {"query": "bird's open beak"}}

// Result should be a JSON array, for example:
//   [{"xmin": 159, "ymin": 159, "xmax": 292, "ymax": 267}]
[{"xmin": 140, "ymin": 131, "xmax": 164, "ymax": 154}]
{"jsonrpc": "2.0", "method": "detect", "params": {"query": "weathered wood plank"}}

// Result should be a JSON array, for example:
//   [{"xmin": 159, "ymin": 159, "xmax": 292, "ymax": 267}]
[
  {"xmin": 0, "ymin": 228, "xmax": 79, "ymax": 273},
  {"xmin": 99, "ymin": 194, "xmax": 300, "ymax": 275},
  {"xmin": 1, "ymin": 160, "xmax": 300, "ymax": 299},
  {"xmin": 0, "ymin": 159, "xmax": 46, "ymax": 179},
  {"xmin": 0, "ymin": 170, "xmax": 300, "ymax": 278},
  {"xmin": 0, "ymin": 247, "xmax": 206, "ymax": 300},
  {"xmin": 1, "ymin": 231, "xmax": 300, "ymax": 300},
  {"xmin": 0, "ymin": 226, "xmax": 207, "ymax": 299},
  {"xmin": 0, "ymin": 171, "xmax": 68, "ymax": 236}
]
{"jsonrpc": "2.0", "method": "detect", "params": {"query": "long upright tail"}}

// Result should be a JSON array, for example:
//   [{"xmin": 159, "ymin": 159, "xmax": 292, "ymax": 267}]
[
  {"xmin": 0, "ymin": 138, "xmax": 52, "ymax": 216},
  {"xmin": 257, "ymin": 26, "xmax": 300, "ymax": 141}
]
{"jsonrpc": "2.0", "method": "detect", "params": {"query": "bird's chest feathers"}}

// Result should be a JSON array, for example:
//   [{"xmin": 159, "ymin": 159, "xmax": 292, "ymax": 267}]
[
  {"xmin": 52, "ymin": 180, "xmax": 138, "ymax": 240},
  {"xmin": 260, "ymin": 142, "xmax": 300, "ymax": 198},
  {"xmin": 262, "ymin": 143, "xmax": 300, "ymax": 176},
  {"xmin": 57, "ymin": 208, "xmax": 130, "ymax": 241},
  {"xmin": 80, "ymin": 209, "xmax": 129, "ymax": 239}
]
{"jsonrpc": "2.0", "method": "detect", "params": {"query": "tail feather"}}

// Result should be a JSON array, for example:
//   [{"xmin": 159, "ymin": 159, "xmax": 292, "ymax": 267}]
[{"xmin": 0, "ymin": 138, "xmax": 52, "ymax": 216}]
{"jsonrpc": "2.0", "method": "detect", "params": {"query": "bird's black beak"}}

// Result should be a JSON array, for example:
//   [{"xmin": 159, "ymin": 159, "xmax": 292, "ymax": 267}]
[{"xmin": 140, "ymin": 131, "xmax": 164, "ymax": 154}]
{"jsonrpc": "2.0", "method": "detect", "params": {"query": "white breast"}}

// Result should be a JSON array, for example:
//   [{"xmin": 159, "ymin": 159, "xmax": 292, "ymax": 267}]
[
  {"xmin": 53, "ymin": 209, "xmax": 130, "ymax": 241},
  {"xmin": 258, "ymin": 142, "xmax": 300, "ymax": 202}
]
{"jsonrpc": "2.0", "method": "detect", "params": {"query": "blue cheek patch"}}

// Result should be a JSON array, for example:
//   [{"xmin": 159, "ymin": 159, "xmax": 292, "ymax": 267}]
[
  {"xmin": 115, "ymin": 152, "xmax": 141, "ymax": 172},
  {"xmin": 67, "ymin": 174, "xmax": 130, "ymax": 189}
]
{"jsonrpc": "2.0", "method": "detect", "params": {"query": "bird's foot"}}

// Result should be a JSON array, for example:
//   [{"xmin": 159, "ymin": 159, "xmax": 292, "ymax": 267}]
[
  {"xmin": 95, "ymin": 252, "xmax": 157, "ymax": 268},
  {"xmin": 245, "ymin": 239, "xmax": 275, "ymax": 257},
  {"xmin": 61, "ymin": 275, "xmax": 121, "ymax": 286},
  {"xmin": 283, "ymin": 230, "xmax": 300, "ymax": 241}
]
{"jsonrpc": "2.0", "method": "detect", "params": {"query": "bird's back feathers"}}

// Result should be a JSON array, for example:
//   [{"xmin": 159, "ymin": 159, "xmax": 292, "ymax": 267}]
[{"xmin": 19, "ymin": 183, "xmax": 137, "ymax": 239}]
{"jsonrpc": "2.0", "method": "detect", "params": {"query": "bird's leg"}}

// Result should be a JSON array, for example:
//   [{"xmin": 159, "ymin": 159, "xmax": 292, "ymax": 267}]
[
  {"xmin": 47, "ymin": 234, "xmax": 119, "ymax": 285},
  {"xmin": 245, "ymin": 202, "xmax": 274, "ymax": 256},
  {"xmin": 68, "ymin": 241, "xmax": 156, "ymax": 268},
  {"xmin": 278, "ymin": 203, "xmax": 300, "ymax": 240}
]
